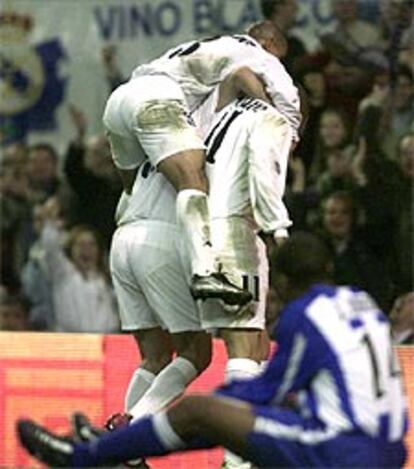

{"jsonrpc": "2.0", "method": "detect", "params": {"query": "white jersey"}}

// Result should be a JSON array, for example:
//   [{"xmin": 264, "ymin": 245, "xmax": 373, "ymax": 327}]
[
  {"xmin": 115, "ymin": 162, "xmax": 176, "ymax": 227},
  {"xmin": 202, "ymin": 96, "xmax": 292, "ymax": 234},
  {"xmin": 131, "ymin": 34, "xmax": 301, "ymax": 141}
]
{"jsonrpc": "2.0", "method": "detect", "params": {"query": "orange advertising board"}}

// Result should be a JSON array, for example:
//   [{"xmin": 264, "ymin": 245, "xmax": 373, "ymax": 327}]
[{"xmin": 0, "ymin": 332, "xmax": 412, "ymax": 468}]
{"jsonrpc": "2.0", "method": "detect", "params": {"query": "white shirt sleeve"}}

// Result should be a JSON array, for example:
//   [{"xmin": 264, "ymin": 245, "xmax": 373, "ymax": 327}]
[{"xmin": 247, "ymin": 109, "xmax": 293, "ymax": 234}]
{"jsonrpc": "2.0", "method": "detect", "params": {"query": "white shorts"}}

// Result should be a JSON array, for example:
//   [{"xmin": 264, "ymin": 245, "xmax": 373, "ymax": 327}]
[
  {"xmin": 103, "ymin": 75, "xmax": 205, "ymax": 170},
  {"xmin": 199, "ymin": 218, "xmax": 268, "ymax": 330},
  {"xmin": 109, "ymin": 220, "xmax": 202, "ymax": 333}
]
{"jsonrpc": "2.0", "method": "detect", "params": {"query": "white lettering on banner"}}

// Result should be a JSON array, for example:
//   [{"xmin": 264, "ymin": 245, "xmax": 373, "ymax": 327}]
[
  {"xmin": 94, "ymin": 1, "xmax": 182, "ymax": 40},
  {"xmin": 193, "ymin": 0, "xmax": 259, "ymax": 34},
  {"xmin": 6, "ymin": 0, "xmax": 381, "ymax": 155}
]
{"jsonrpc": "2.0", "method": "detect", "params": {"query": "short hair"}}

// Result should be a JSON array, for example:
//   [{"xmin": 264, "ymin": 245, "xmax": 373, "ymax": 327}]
[
  {"xmin": 247, "ymin": 20, "xmax": 288, "ymax": 56},
  {"xmin": 271, "ymin": 232, "xmax": 333, "ymax": 289}
]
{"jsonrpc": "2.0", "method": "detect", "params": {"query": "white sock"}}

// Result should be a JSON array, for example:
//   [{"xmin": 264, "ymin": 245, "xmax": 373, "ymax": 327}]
[
  {"xmin": 124, "ymin": 367, "xmax": 156, "ymax": 412},
  {"xmin": 224, "ymin": 358, "xmax": 261, "ymax": 469},
  {"xmin": 176, "ymin": 189, "xmax": 216, "ymax": 276},
  {"xmin": 224, "ymin": 358, "xmax": 260, "ymax": 383},
  {"xmin": 130, "ymin": 357, "xmax": 198, "ymax": 421},
  {"xmin": 152, "ymin": 411, "xmax": 186, "ymax": 450}
]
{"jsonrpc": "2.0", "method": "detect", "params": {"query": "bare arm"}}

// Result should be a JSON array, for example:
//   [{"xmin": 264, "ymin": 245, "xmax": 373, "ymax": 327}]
[
  {"xmin": 117, "ymin": 168, "xmax": 139, "ymax": 194},
  {"xmin": 216, "ymin": 66, "xmax": 273, "ymax": 111}
]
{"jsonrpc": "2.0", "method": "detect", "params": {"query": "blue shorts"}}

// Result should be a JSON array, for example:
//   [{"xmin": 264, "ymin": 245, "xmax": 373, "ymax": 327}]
[{"xmin": 245, "ymin": 406, "xmax": 407, "ymax": 468}]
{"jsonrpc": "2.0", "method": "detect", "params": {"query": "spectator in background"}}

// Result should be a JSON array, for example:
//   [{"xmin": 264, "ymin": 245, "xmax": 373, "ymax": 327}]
[
  {"xmin": 0, "ymin": 158, "xmax": 31, "ymax": 290},
  {"xmin": 260, "ymin": 0, "xmax": 306, "ymax": 72},
  {"xmin": 2, "ymin": 142, "xmax": 28, "ymax": 168},
  {"xmin": 21, "ymin": 203, "xmax": 55, "ymax": 331},
  {"xmin": 38, "ymin": 197, "xmax": 119, "ymax": 333},
  {"xmin": 0, "ymin": 293, "xmax": 31, "ymax": 331},
  {"xmin": 26, "ymin": 143, "xmax": 61, "ymax": 204},
  {"xmin": 316, "ymin": 148, "xmax": 355, "ymax": 200},
  {"xmin": 322, "ymin": 0, "xmax": 382, "ymax": 53},
  {"xmin": 319, "ymin": 191, "xmax": 393, "ymax": 311},
  {"xmin": 64, "ymin": 105, "xmax": 122, "ymax": 248},
  {"xmin": 295, "ymin": 58, "xmax": 329, "ymax": 171},
  {"xmin": 390, "ymin": 132, "xmax": 414, "ymax": 293},
  {"xmin": 357, "ymin": 64, "xmax": 413, "ymax": 160},
  {"xmin": 379, "ymin": 0, "xmax": 414, "ymax": 58},
  {"xmin": 390, "ymin": 291, "xmax": 414, "ymax": 345},
  {"xmin": 383, "ymin": 65, "xmax": 414, "ymax": 159},
  {"xmin": 309, "ymin": 107, "xmax": 353, "ymax": 183}
]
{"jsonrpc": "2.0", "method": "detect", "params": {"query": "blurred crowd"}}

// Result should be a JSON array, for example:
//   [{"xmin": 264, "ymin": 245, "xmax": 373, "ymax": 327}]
[{"xmin": 0, "ymin": 0, "xmax": 413, "ymax": 342}]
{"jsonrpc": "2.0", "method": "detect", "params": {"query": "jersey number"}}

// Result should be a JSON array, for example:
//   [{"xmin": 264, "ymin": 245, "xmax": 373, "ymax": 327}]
[
  {"xmin": 167, "ymin": 36, "xmax": 220, "ymax": 59},
  {"xmin": 242, "ymin": 274, "xmax": 260, "ymax": 301},
  {"xmin": 167, "ymin": 41, "xmax": 200, "ymax": 58},
  {"xmin": 361, "ymin": 333, "xmax": 401, "ymax": 399}
]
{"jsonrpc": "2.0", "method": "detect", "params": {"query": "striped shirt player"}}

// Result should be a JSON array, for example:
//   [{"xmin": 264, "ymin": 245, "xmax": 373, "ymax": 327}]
[{"xmin": 217, "ymin": 285, "xmax": 408, "ymax": 467}]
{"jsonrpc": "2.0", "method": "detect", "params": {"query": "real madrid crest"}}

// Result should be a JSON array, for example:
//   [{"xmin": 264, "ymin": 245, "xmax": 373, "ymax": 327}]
[
  {"xmin": 0, "ymin": 12, "xmax": 45, "ymax": 115},
  {"xmin": 0, "ymin": 9, "xmax": 66, "ymax": 145}
]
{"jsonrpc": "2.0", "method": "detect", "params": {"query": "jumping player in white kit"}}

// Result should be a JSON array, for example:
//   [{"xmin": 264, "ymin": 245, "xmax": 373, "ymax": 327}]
[{"xmin": 102, "ymin": 21, "xmax": 300, "ymax": 309}]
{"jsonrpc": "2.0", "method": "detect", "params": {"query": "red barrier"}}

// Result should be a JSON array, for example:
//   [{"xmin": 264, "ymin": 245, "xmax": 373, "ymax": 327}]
[{"xmin": 0, "ymin": 332, "xmax": 412, "ymax": 468}]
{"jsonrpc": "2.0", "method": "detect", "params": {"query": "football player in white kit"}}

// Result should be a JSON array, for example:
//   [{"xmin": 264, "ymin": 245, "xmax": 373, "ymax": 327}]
[{"xmin": 102, "ymin": 20, "xmax": 300, "ymax": 309}]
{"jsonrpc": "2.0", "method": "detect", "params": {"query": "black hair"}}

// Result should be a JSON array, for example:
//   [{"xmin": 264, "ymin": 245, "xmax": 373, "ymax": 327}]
[{"xmin": 271, "ymin": 232, "xmax": 333, "ymax": 289}]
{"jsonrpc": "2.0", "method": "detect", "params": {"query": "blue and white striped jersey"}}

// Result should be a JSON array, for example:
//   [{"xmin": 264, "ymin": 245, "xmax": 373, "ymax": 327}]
[{"xmin": 218, "ymin": 285, "xmax": 408, "ymax": 443}]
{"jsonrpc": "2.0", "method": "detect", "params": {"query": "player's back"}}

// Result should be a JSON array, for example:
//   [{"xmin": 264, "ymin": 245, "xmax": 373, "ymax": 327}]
[
  {"xmin": 131, "ymin": 34, "xmax": 297, "ymax": 120},
  {"xmin": 116, "ymin": 161, "xmax": 176, "ymax": 227},
  {"xmin": 288, "ymin": 285, "xmax": 408, "ymax": 442},
  {"xmin": 199, "ymin": 96, "xmax": 292, "ymax": 235}
]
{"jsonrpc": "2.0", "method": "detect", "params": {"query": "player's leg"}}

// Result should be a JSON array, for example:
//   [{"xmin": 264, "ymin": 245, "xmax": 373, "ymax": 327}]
[
  {"xmin": 107, "ymin": 226, "xmax": 174, "ymax": 418},
  {"xmin": 202, "ymin": 222, "xmax": 269, "ymax": 468},
  {"xmin": 125, "ymin": 329, "xmax": 174, "ymax": 412},
  {"xmin": 219, "ymin": 328, "xmax": 263, "ymax": 469},
  {"xmin": 130, "ymin": 330, "xmax": 212, "ymax": 421},
  {"xmin": 17, "ymin": 395, "xmax": 258, "ymax": 467},
  {"xmin": 130, "ymin": 77, "xmax": 251, "ymax": 306},
  {"xmin": 127, "ymin": 229, "xmax": 212, "ymax": 421}
]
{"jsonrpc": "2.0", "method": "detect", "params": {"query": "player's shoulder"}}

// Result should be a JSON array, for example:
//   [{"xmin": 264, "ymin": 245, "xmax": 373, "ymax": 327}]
[
  {"xmin": 280, "ymin": 284, "xmax": 340, "ymax": 332},
  {"xmin": 216, "ymin": 34, "xmax": 262, "ymax": 51}
]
